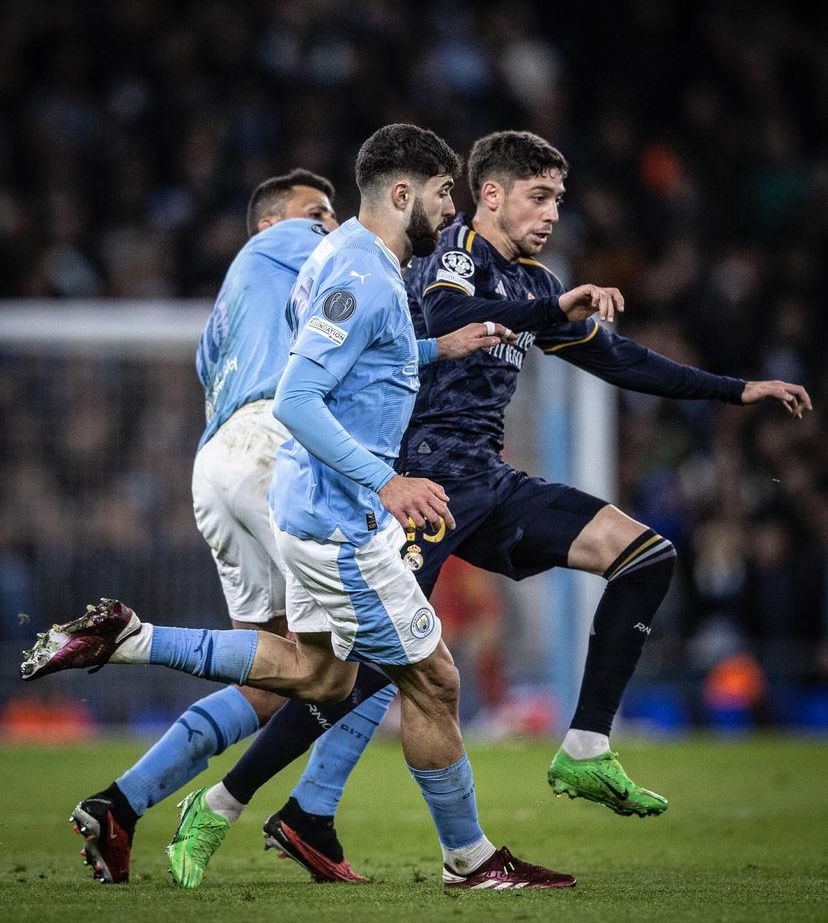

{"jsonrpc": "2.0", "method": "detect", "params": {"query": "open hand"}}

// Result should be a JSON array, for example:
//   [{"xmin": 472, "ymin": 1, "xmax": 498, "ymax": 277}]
[{"xmin": 741, "ymin": 380, "xmax": 812, "ymax": 418}]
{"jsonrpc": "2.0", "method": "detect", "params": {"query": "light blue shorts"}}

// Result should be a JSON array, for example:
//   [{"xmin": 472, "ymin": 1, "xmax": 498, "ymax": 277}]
[{"xmin": 274, "ymin": 519, "xmax": 441, "ymax": 665}]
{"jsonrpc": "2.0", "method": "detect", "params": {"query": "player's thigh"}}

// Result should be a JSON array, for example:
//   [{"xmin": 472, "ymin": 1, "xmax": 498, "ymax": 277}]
[
  {"xmin": 459, "ymin": 474, "xmax": 608, "ymax": 579},
  {"xmin": 384, "ymin": 639, "xmax": 459, "ymax": 714}
]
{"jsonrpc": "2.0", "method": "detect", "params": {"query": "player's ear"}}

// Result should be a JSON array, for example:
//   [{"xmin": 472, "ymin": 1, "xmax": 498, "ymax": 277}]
[
  {"xmin": 257, "ymin": 215, "xmax": 278, "ymax": 233},
  {"xmin": 392, "ymin": 182, "xmax": 412, "ymax": 212},
  {"xmin": 479, "ymin": 180, "xmax": 501, "ymax": 212}
]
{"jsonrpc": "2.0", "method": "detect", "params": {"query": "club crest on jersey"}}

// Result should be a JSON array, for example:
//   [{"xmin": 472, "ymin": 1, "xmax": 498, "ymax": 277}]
[
  {"xmin": 323, "ymin": 290, "xmax": 356, "ymax": 322},
  {"xmin": 307, "ymin": 315, "xmax": 347, "ymax": 346},
  {"xmin": 441, "ymin": 250, "xmax": 474, "ymax": 277},
  {"xmin": 403, "ymin": 543, "xmax": 424, "ymax": 571},
  {"xmin": 410, "ymin": 607, "xmax": 435, "ymax": 639}
]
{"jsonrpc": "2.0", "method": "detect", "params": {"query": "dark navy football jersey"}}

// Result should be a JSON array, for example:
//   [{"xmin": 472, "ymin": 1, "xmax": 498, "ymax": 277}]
[{"xmin": 400, "ymin": 213, "xmax": 745, "ymax": 478}]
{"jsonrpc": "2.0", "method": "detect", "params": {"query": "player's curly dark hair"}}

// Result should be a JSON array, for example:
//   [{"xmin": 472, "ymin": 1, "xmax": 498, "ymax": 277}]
[
  {"xmin": 467, "ymin": 131, "xmax": 568, "ymax": 204},
  {"xmin": 355, "ymin": 124, "xmax": 462, "ymax": 203},
  {"xmin": 246, "ymin": 169, "xmax": 335, "ymax": 236}
]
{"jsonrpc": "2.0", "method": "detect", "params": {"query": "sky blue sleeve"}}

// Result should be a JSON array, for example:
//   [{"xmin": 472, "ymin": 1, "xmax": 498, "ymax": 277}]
[
  {"xmin": 417, "ymin": 338, "xmax": 438, "ymax": 365},
  {"xmin": 273, "ymin": 354, "xmax": 397, "ymax": 493}
]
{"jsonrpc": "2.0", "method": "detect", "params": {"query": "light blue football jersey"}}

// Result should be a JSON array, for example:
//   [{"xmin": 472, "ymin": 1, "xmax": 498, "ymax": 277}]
[
  {"xmin": 270, "ymin": 217, "xmax": 420, "ymax": 545},
  {"xmin": 195, "ymin": 218, "xmax": 330, "ymax": 451}
]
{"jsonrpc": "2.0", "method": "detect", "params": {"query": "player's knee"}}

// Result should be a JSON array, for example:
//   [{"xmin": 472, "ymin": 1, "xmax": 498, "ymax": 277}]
[
  {"xmin": 238, "ymin": 685, "xmax": 288, "ymax": 725},
  {"xmin": 421, "ymin": 654, "xmax": 461, "ymax": 712},
  {"xmin": 307, "ymin": 670, "xmax": 357, "ymax": 704}
]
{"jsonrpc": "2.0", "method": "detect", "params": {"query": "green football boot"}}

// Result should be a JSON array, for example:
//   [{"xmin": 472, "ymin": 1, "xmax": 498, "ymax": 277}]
[
  {"xmin": 166, "ymin": 788, "xmax": 230, "ymax": 888},
  {"xmin": 547, "ymin": 749, "xmax": 668, "ymax": 817}
]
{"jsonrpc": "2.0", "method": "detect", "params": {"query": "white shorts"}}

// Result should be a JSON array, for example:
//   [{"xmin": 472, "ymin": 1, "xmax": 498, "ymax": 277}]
[
  {"xmin": 273, "ymin": 519, "xmax": 442, "ymax": 666},
  {"xmin": 192, "ymin": 400, "xmax": 290, "ymax": 624}
]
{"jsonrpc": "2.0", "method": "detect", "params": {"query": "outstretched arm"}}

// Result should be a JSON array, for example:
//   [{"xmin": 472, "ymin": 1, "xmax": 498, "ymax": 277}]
[
  {"xmin": 421, "ymin": 285, "xmax": 621, "ymax": 335},
  {"xmin": 545, "ymin": 322, "xmax": 814, "ymax": 415}
]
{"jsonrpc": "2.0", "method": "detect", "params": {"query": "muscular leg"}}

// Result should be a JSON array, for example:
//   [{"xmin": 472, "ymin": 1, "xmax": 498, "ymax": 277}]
[
  {"xmin": 230, "ymin": 614, "xmax": 289, "ymax": 722},
  {"xmin": 543, "ymin": 504, "xmax": 676, "ymax": 816},
  {"xmin": 386, "ymin": 641, "xmax": 494, "ymax": 867},
  {"xmin": 246, "ymin": 631, "xmax": 358, "ymax": 701},
  {"xmin": 113, "ymin": 614, "xmax": 289, "ymax": 820},
  {"xmin": 566, "ymin": 504, "xmax": 676, "ymax": 739},
  {"xmin": 386, "ymin": 641, "xmax": 464, "ymax": 769}
]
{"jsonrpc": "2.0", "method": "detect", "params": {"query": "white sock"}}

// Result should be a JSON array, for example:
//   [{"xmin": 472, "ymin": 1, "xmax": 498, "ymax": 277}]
[
  {"xmin": 561, "ymin": 729, "xmax": 610, "ymax": 760},
  {"xmin": 443, "ymin": 836, "xmax": 496, "ymax": 875},
  {"xmin": 110, "ymin": 623, "xmax": 154, "ymax": 663},
  {"xmin": 205, "ymin": 782, "xmax": 245, "ymax": 823}
]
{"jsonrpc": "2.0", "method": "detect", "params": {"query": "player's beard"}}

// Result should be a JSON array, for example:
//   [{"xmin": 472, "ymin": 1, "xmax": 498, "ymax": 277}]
[{"xmin": 407, "ymin": 198, "xmax": 441, "ymax": 258}]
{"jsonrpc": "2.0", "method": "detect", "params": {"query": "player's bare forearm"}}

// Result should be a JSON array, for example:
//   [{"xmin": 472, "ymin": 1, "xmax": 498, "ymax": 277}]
[
  {"xmin": 740, "ymin": 380, "xmax": 813, "ymax": 418},
  {"xmin": 436, "ymin": 322, "xmax": 516, "ymax": 360},
  {"xmin": 378, "ymin": 474, "xmax": 456, "ymax": 531},
  {"xmin": 559, "ymin": 284, "xmax": 624, "ymax": 323}
]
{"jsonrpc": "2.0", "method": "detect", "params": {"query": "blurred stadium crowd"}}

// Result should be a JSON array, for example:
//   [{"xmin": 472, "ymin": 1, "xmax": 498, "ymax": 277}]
[{"xmin": 1, "ymin": 0, "xmax": 826, "ymax": 731}]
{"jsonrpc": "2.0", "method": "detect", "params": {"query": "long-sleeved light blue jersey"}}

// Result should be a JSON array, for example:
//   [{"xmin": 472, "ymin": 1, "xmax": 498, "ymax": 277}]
[
  {"xmin": 269, "ymin": 217, "xmax": 423, "ymax": 545},
  {"xmin": 195, "ymin": 218, "xmax": 331, "ymax": 451}
]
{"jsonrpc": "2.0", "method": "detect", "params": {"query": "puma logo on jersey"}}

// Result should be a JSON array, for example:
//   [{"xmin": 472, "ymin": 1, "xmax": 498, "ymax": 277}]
[{"xmin": 349, "ymin": 270, "xmax": 371, "ymax": 284}]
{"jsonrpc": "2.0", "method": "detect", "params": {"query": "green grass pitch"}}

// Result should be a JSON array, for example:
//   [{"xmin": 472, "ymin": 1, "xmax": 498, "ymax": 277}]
[{"xmin": 1, "ymin": 733, "xmax": 826, "ymax": 923}]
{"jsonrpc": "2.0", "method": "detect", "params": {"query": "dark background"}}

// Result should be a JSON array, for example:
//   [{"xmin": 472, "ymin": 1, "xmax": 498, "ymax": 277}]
[{"xmin": 1, "ymin": 0, "xmax": 826, "ymax": 733}]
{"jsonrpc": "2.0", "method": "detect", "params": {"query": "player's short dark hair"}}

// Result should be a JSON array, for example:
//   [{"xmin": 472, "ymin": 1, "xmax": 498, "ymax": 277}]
[
  {"xmin": 355, "ymin": 124, "xmax": 462, "ymax": 202},
  {"xmin": 467, "ymin": 131, "xmax": 569, "ymax": 204},
  {"xmin": 246, "ymin": 169, "xmax": 335, "ymax": 236}
]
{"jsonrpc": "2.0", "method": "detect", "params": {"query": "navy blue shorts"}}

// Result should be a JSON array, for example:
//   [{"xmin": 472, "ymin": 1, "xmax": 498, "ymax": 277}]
[{"xmin": 400, "ymin": 463, "xmax": 608, "ymax": 597}]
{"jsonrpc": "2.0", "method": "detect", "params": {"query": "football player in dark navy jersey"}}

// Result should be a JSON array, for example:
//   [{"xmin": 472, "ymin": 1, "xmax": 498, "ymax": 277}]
[{"xmin": 396, "ymin": 130, "xmax": 811, "ymax": 815}]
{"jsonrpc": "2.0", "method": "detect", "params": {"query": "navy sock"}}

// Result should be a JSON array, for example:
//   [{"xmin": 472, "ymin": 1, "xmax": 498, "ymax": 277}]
[
  {"xmin": 572, "ymin": 530, "xmax": 676, "ymax": 735},
  {"xmin": 223, "ymin": 663, "xmax": 391, "ymax": 804}
]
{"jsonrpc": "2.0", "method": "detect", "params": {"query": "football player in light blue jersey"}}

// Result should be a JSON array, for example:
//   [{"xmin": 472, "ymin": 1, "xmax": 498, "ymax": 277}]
[
  {"xmin": 261, "ymin": 124, "xmax": 576, "ymax": 888},
  {"xmin": 269, "ymin": 217, "xmax": 430, "ymax": 546},
  {"xmin": 46, "ymin": 161, "xmax": 518, "ymax": 887}
]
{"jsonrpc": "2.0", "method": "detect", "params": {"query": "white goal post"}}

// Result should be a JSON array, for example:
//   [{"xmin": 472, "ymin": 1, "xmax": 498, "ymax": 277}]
[{"xmin": 0, "ymin": 300, "xmax": 212, "ymax": 357}]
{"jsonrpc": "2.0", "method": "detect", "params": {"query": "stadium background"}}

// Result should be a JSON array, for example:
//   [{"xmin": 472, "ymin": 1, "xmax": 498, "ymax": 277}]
[{"xmin": 0, "ymin": 0, "xmax": 826, "ymax": 738}]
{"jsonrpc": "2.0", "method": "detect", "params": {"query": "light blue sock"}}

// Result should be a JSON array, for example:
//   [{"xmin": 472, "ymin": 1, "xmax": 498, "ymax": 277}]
[
  {"xmin": 292, "ymin": 685, "xmax": 397, "ymax": 815},
  {"xmin": 116, "ymin": 686, "xmax": 260, "ymax": 816},
  {"xmin": 409, "ymin": 754, "xmax": 483, "ymax": 849},
  {"xmin": 149, "ymin": 627, "xmax": 258, "ymax": 683}
]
